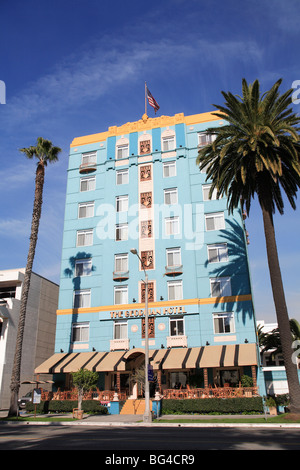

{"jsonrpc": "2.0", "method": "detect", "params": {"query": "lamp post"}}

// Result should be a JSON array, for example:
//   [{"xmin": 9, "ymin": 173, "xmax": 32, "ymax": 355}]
[{"xmin": 130, "ymin": 248, "xmax": 152, "ymax": 423}]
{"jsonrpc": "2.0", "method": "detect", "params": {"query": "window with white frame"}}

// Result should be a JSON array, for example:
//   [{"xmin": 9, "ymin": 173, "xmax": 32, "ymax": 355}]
[
  {"xmin": 115, "ymin": 253, "xmax": 128, "ymax": 273},
  {"xmin": 116, "ymin": 169, "xmax": 129, "ymax": 185},
  {"xmin": 213, "ymin": 312, "xmax": 235, "ymax": 334},
  {"xmin": 116, "ymin": 195, "xmax": 128, "ymax": 213},
  {"xmin": 80, "ymin": 176, "xmax": 96, "ymax": 192},
  {"xmin": 116, "ymin": 143, "xmax": 129, "ymax": 160},
  {"xmin": 202, "ymin": 184, "xmax": 218, "ymax": 201},
  {"xmin": 162, "ymin": 135, "xmax": 175, "ymax": 151},
  {"xmin": 72, "ymin": 322, "xmax": 90, "ymax": 342},
  {"xmin": 114, "ymin": 285, "xmax": 128, "ymax": 305},
  {"xmin": 114, "ymin": 320, "xmax": 128, "ymax": 339},
  {"xmin": 115, "ymin": 223, "xmax": 128, "ymax": 241},
  {"xmin": 75, "ymin": 258, "xmax": 92, "ymax": 277},
  {"xmin": 207, "ymin": 243, "xmax": 228, "ymax": 263},
  {"xmin": 74, "ymin": 289, "xmax": 91, "ymax": 308},
  {"xmin": 168, "ymin": 280, "xmax": 183, "ymax": 301},
  {"xmin": 81, "ymin": 151, "xmax": 96, "ymax": 166},
  {"xmin": 210, "ymin": 277, "xmax": 231, "ymax": 297},
  {"xmin": 198, "ymin": 133, "xmax": 216, "ymax": 148},
  {"xmin": 205, "ymin": 212, "xmax": 225, "ymax": 231},
  {"xmin": 76, "ymin": 229, "xmax": 93, "ymax": 247},
  {"xmin": 164, "ymin": 188, "xmax": 178, "ymax": 205},
  {"xmin": 163, "ymin": 160, "xmax": 176, "ymax": 178},
  {"xmin": 170, "ymin": 317, "xmax": 184, "ymax": 336},
  {"xmin": 165, "ymin": 216, "xmax": 180, "ymax": 236},
  {"xmin": 78, "ymin": 201, "xmax": 94, "ymax": 218},
  {"xmin": 166, "ymin": 247, "xmax": 181, "ymax": 267}
]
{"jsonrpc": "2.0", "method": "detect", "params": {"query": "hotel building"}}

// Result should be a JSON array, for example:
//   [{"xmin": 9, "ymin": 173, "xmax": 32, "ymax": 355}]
[{"xmin": 36, "ymin": 111, "xmax": 264, "ymax": 397}]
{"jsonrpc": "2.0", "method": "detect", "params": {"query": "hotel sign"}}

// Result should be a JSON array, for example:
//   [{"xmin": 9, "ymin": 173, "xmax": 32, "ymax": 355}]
[{"xmin": 110, "ymin": 305, "xmax": 187, "ymax": 319}]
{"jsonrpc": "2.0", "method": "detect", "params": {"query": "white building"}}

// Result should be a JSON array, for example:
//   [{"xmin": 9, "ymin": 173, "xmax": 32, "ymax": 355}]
[{"xmin": 0, "ymin": 269, "xmax": 58, "ymax": 409}]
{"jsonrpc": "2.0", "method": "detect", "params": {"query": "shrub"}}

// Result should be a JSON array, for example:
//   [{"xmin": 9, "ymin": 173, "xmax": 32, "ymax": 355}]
[
  {"xmin": 25, "ymin": 400, "xmax": 108, "ymax": 415},
  {"xmin": 161, "ymin": 397, "xmax": 263, "ymax": 415}
]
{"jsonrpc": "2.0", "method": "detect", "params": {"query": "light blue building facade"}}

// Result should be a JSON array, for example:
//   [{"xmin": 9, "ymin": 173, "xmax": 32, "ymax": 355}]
[{"xmin": 36, "ymin": 111, "xmax": 264, "ymax": 396}]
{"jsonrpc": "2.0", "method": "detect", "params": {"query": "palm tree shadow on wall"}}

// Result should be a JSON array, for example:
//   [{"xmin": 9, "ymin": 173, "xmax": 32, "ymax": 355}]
[
  {"xmin": 205, "ymin": 218, "xmax": 253, "ymax": 324},
  {"xmin": 64, "ymin": 252, "xmax": 96, "ymax": 351}
]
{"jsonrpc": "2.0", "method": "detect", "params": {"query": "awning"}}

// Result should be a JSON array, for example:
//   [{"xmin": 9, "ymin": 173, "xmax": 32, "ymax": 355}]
[{"xmin": 35, "ymin": 343, "xmax": 258, "ymax": 374}]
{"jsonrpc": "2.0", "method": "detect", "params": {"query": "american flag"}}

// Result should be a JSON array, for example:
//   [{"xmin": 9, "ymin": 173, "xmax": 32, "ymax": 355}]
[{"xmin": 146, "ymin": 86, "xmax": 160, "ymax": 114}]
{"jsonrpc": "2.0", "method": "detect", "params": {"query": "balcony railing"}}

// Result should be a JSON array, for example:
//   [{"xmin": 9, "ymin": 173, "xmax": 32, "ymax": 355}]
[
  {"xmin": 113, "ymin": 271, "xmax": 129, "ymax": 282},
  {"xmin": 164, "ymin": 265, "xmax": 183, "ymax": 277},
  {"xmin": 166, "ymin": 335, "xmax": 187, "ymax": 348},
  {"xmin": 79, "ymin": 162, "xmax": 97, "ymax": 174},
  {"xmin": 110, "ymin": 338, "xmax": 130, "ymax": 351}
]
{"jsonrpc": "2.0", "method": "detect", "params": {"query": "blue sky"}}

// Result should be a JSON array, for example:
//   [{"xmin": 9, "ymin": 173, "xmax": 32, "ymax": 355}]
[{"xmin": 0, "ymin": 0, "xmax": 299, "ymax": 323}]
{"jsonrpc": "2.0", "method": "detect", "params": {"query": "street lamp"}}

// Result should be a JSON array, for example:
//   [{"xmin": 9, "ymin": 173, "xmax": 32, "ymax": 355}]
[{"xmin": 130, "ymin": 248, "xmax": 152, "ymax": 423}]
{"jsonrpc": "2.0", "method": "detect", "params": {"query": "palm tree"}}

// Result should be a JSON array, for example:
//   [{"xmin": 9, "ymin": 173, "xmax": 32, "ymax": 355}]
[
  {"xmin": 197, "ymin": 79, "xmax": 300, "ymax": 413},
  {"xmin": 8, "ymin": 137, "xmax": 61, "ymax": 416}
]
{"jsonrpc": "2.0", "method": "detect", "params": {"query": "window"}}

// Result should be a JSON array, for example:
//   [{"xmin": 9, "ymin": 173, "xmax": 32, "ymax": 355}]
[
  {"xmin": 114, "ymin": 320, "xmax": 128, "ymax": 339},
  {"xmin": 166, "ymin": 247, "xmax": 181, "ymax": 267},
  {"xmin": 170, "ymin": 317, "xmax": 184, "ymax": 336},
  {"xmin": 116, "ymin": 143, "xmax": 129, "ymax": 160},
  {"xmin": 203, "ymin": 184, "xmax": 218, "ymax": 201},
  {"xmin": 81, "ymin": 152, "xmax": 96, "ymax": 165},
  {"xmin": 78, "ymin": 201, "xmax": 94, "ymax": 218},
  {"xmin": 198, "ymin": 133, "xmax": 216, "ymax": 148},
  {"xmin": 115, "ymin": 223, "xmax": 128, "ymax": 241},
  {"xmin": 115, "ymin": 253, "xmax": 128, "ymax": 273},
  {"xmin": 116, "ymin": 195, "xmax": 128, "ymax": 213},
  {"xmin": 165, "ymin": 216, "xmax": 180, "ymax": 236},
  {"xmin": 213, "ymin": 312, "xmax": 235, "ymax": 334},
  {"xmin": 114, "ymin": 286, "xmax": 128, "ymax": 305},
  {"xmin": 163, "ymin": 161, "xmax": 176, "ymax": 178},
  {"xmin": 74, "ymin": 290, "xmax": 91, "ymax": 308},
  {"xmin": 210, "ymin": 277, "xmax": 231, "ymax": 297},
  {"xmin": 72, "ymin": 322, "xmax": 89, "ymax": 342},
  {"xmin": 77, "ymin": 229, "xmax": 93, "ymax": 246},
  {"xmin": 80, "ymin": 176, "xmax": 96, "ymax": 192},
  {"xmin": 75, "ymin": 259, "xmax": 92, "ymax": 277},
  {"xmin": 164, "ymin": 188, "xmax": 178, "ymax": 205},
  {"xmin": 205, "ymin": 212, "xmax": 225, "ymax": 231},
  {"xmin": 162, "ymin": 135, "xmax": 175, "ymax": 151},
  {"xmin": 116, "ymin": 169, "xmax": 129, "ymax": 185},
  {"xmin": 207, "ymin": 243, "xmax": 228, "ymax": 263},
  {"xmin": 168, "ymin": 280, "xmax": 183, "ymax": 301}
]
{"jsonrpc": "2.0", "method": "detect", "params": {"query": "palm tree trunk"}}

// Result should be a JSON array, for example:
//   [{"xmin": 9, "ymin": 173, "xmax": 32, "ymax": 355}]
[
  {"xmin": 8, "ymin": 162, "xmax": 45, "ymax": 416},
  {"xmin": 261, "ymin": 202, "xmax": 300, "ymax": 414}
]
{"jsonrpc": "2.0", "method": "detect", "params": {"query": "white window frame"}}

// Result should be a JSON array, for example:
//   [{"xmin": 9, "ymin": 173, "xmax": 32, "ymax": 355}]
[
  {"xmin": 116, "ymin": 195, "xmax": 128, "ymax": 213},
  {"xmin": 76, "ymin": 229, "xmax": 93, "ymax": 247},
  {"xmin": 210, "ymin": 277, "xmax": 231, "ymax": 297},
  {"xmin": 78, "ymin": 201, "xmax": 94, "ymax": 219},
  {"xmin": 165, "ymin": 216, "xmax": 180, "ymax": 236},
  {"xmin": 164, "ymin": 188, "xmax": 178, "ymax": 205},
  {"xmin": 115, "ymin": 253, "xmax": 128, "ymax": 273},
  {"xmin": 114, "ymin": 285, "xmax": 128, "ymax": 305},
  {"xmin": 73, "ymin": 289, "xmax": 91, "ymax": 309},
  {"xmin": 81, "ymin": 151, "xmax": 96, "ymax": 165},
  {"xmin": 80, "ymin": 176, "xmax": 96, "ymax": 192},
  {"xmin": 166, "ymin": 247, "xmax": 181, "ymax": 267},
  {"xmin": 114, "ymin": 320, "xmax": 128, "ymax": 340},
  {"xmin": 116, "ymin": 143, "xmax": 129, "ymax": 160},
  {"xmin": 170, "ymin": 316, "xmax": 184, "ymax": 336},
  {"xmin": 162, "ymin": 135, "xmax": 175, "ymax": 152},
  {"xmin": 198, "ymin": 132, "xmax": 216, "ymax": 148},
  {"xmin": 75, "ymin": 258, "xmax": 92, "ymax": 277},
  {"xmin": 72, "ymin": 322, "xmax": 90, "ymax": 342},
  {"xmin": 202, "ymin": 184, "xmax": 218, "ymax": 201},
  {"xmin": 205, "ymin": 212, "xmax": 225, "ymax": 231},
  {"xmin": 213, "ymin": 312, "xmax": 235, "ymax": 334},
  {"xmin": 163, "ymin": 160, "xmax": 176, "ymax": 178},
  {"xmin": 116, "ymin": 169, "xmax": 129, "ymax": 185},
  {"xmin": 207, "ymin": 243, "xmax": 228, "ymax": 263},
  {"xmin": 115, "ymin": 223, "xmax": 128, "ymax": 241},
  {"xmin": 168, "ymin": 280, "xmax": 183, "ymax": 301}
]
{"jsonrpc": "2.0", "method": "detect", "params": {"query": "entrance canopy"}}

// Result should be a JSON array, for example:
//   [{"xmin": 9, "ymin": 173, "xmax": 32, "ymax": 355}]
[{"xmin": 35, "ymin": 343, "xmax": 257, "ymax": 375}]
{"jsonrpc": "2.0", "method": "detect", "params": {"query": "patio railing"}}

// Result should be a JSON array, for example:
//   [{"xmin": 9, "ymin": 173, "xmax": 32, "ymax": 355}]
[
  {"xmin": 41, "ymin": 388, "xmax": 127, "ymax": 402},
  {"xmin": 162, "ymin": 386, "xmax": 258, "ymax": 399}
]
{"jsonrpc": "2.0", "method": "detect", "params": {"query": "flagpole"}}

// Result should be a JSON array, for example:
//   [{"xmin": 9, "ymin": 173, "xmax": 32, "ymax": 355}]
[{"xmin": 145, "ymin": 81, "xmax": 147, "ymax": 115}]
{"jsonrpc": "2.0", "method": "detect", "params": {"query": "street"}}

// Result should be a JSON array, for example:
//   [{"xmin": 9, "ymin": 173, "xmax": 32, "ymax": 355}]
[{"xmin": 0, "ymin": 423, "xmax": 299, "ymax": 452}]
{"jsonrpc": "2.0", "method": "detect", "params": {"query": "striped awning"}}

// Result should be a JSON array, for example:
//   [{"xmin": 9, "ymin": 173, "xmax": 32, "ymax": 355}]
[{"xmin": 35, "ymin": 343, "xmax": 257, "ymax": 374}]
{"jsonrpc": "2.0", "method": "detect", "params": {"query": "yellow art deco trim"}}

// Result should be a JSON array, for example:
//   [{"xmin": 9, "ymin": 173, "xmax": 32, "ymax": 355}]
[
  {"xmin": 56, "ymin": 294, "xmax": 252, "ymax": 316},
  {"xmin": 70, "ymin": 111, "xmax": 220, "ymax": 148}
]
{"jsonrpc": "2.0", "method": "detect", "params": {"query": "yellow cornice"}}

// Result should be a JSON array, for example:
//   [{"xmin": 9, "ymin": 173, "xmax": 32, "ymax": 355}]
[{"xmin": 70, "ymin": 111, "xmax": 220, "ymax": 148}]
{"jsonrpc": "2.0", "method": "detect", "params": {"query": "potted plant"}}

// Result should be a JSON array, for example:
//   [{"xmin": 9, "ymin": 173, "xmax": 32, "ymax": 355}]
[
  {"xmin": 265, "ymin": 396, "xmax": 277, "ymax": 416},
  {"xmin": 241, "ymin": 374, "xmax": 253, "ymax": 397}
]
